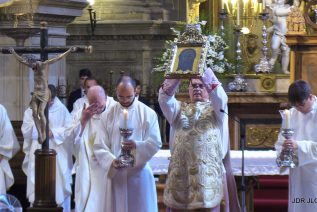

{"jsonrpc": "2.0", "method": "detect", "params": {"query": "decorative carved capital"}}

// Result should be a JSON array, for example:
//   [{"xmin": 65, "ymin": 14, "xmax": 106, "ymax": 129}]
[
  {"xmin": 178, "ymin": 24, "xmax": 206, "ymax": 45},
  {"xmin": 0, "ymin": 0, "xmax": 87, "ymax": 45}
]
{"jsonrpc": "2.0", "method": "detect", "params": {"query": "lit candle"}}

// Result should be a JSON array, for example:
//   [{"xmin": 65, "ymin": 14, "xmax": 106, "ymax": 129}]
[
  {"xmin": 123, "ymin": 109, "xmax": 128, "ymax": 129},
  {"xmin": 284, "ymin": 109, "xmax": 290, "ymax": 129},
  {"xmin": 253, "ymin": 0, "xmax": 258, "ymax": 15},
  {"xmin": 243, "ymin": 0, "xmax": 248, "ymax": 16},
  {"xmin": 237, "ymin": 1, "xmax": 240, "ymax": 26}
]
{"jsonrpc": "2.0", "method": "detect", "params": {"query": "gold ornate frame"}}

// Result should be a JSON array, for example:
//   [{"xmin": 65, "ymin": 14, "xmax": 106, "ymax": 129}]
[{"xmin": 165, "ymin": 24, "xmax": 209, "ymax": 79}]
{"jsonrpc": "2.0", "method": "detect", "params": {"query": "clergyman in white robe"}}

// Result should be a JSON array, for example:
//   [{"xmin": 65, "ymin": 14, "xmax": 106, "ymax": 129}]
[
  {"xmin": 65, "ymin": 90, "xmax": 116, "ymax": 212},
  {"xmin": 21, "ymin": 97, "xmax": 73, "ymax": 211},
  {"xmin": 94, "ymin": 99, "xmax": 162, "ymax": 212},
  {"xmin": 275, "ymin": 82, "xmax": 317, "ymax": 212},
  {"xmin": 70, "ymin": 95, "xmax": 88, "ymax": 121},
  {"xmin": 0, "ymin": 104, "xmax": 20, "ymax": 195},
  {"xmin": 70, "ymin": 78, "xmax": 98, "ymax": 122}
]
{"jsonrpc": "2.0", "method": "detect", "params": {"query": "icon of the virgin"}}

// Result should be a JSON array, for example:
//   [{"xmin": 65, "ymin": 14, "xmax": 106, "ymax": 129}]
[{"xmin": 176, "ymin": 48, "xmax": 196, "ymax": 73}]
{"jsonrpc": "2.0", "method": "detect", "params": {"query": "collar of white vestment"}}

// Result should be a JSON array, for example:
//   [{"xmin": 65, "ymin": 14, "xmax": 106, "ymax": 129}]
[
  {"xmin": 118, "ymin": 98, "xmax": 138, "ymax": 112},
  {"xmin": 105, "ymin": 95, "xmax": 112, "ymax": 108}
]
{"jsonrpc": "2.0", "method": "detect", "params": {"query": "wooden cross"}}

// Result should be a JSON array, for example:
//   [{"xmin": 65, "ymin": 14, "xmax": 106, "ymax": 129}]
[
  {"xmin": 0, "ymin": 21, "xmax": 91, "ymax": 210},
  {"xmin": 1, "ymin": 22, "xmax": 91, "ymax": 149}
]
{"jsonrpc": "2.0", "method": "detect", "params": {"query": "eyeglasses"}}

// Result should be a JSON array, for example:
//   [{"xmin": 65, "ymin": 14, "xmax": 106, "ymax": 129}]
[
  {"xmin": 189, "ymin": 83, "xmax": 205, "ymax": 89},
  {"xmin": 117, "ymin": 95, "xmax": 135, "ymax": 101}
]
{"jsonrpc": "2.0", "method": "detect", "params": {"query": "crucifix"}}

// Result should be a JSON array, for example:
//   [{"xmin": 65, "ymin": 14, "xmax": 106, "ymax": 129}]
[{"xmin": 1, "ymin": 21, "xmax": 91, "ymax": 211}]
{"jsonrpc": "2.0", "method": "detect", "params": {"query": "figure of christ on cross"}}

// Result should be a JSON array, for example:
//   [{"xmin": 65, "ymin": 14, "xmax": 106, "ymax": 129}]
[{"xmin": 9, "ymin": 46, "xmax": 77, "ymax": 144}]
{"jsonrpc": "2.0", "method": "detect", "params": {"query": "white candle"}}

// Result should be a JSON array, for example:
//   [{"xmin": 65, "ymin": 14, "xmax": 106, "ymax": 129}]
[
  {"xmin": 123, "ymin": 109, "xmax": 128, "ymax": 129},
  {"xmin": 284, "ymin": 109, "xmax": 290, "ymax": 129},
  {"xmin": 221, "ymin": 0, "xmax": 224, "ymax": 10},
  {"xmin": 263, "ymin": 0, "xmax": 266, "ymax": 12},
  {"xmin": 253, "ymin": 1, "xmax": 258, "ymax": 15},
  {"xmin": 88, "ymin": 0, "xmax": 95, "ymax": 6},
  {"xmin": 237, "ymin": 1, "xmax": 240, "ymax": 26}
]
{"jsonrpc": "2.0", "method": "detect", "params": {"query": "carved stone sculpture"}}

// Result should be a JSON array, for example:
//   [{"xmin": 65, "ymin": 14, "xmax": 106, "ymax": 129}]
[
  {"xmin": 267, "ymin": 0, "xmax": 299, "ymax": 74},
  {"xmin": 9, "ymin": 46, "xmax": 77, "ymax": 144}
]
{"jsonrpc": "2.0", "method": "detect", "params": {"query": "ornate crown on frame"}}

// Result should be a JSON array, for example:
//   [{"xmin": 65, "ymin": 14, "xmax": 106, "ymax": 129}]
[{"xmin": 165, "ymin": 24, "xmax": 209, "ymax": 79}]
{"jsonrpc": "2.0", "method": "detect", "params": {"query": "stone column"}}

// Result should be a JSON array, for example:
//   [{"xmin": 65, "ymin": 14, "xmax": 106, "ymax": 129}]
[{"xmin": 0, "ymin": 0, "xmax": 87, "ymax": 119}]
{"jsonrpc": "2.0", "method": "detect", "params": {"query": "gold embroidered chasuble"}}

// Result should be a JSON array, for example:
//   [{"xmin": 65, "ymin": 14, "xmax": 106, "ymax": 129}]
[{"xmin": 164, "ymin": 101, "xmax": 224, "ymax": 209}]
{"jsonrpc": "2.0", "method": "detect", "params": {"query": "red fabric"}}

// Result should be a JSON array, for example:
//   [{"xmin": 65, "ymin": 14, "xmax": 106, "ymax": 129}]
[
  {"xmin": 254, "ymin": 176, "xmax": 288, "ymax": 212},
  {"xmin": 211, "ymin": 83, "xmax": 219, "ymax": 90},
  {"xmin": 205, "ymin": 83, "xmax": 220, "ymax": 93}
]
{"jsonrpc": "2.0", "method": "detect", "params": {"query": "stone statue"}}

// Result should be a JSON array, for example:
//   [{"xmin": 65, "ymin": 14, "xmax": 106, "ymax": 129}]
[
  {"xmin": 187, "ymin": 0, "xmax": 207, "ymax": 24},
  {"xmin": 243, "ymin": 33, "xmax": 262, "ymax": 73},
  {"xmin": 267, "ymin": 0, "xmax": 299, "ymax": 74},
  {"xmin": 9, "ymin": 46, "xmax": 77, "ymax": 144}
]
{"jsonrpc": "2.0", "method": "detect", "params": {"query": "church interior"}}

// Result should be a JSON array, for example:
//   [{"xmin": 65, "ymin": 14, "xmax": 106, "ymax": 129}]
[{"xmin": 1, "ymin": 0, "xmax": 317, "ymax": 211}]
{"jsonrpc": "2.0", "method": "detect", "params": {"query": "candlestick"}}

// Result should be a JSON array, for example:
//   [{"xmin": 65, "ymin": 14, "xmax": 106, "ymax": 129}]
[
  {"xmin": 284, "ymin": 109, "xmax": 290, "ymax": 129},
  {"xmin": 277, "ymin": 110, "xmax": 296, "ymax": 168},
  {"xmin": 123, "ymin": 109, "xmax": 128, "ymax": 129},
  {"xmin": 237, "ymin": 1, "xmax": 240, "ymax": 26},
  {"xmin": 219, "ymin": 6, "xmax": 228, "ymax": 37},
  {"xmin": 254, "ymin": 12, "xmax": 272, "ymax": 73}
]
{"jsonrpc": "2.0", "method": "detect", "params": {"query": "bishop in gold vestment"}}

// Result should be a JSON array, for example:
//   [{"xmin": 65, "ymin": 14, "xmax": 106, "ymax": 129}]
[{"xmin": 159, "ymin": 68, "xmax": 240, "ymax": 211}]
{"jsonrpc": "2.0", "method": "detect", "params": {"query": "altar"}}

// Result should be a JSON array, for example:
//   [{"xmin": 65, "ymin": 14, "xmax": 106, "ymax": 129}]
[
  {"xmin": 150, "ymin": 149, "xmax": 289, "ymax": 176},
  {"xmin": 150, "ymin": 150, "xmax": 289, "ymax": 212}
]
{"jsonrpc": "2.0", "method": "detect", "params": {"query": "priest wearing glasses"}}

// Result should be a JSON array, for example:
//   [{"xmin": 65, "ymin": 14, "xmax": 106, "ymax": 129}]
[{"xmin": 158, "ymin": 68, "xmax": 240, "ymax": 212}]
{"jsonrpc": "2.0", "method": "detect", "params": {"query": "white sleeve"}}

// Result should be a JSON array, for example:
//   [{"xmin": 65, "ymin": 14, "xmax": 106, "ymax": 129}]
[
  {"xmin": 50, "ymin": 108, "xmax": 72, "ymax": 145},
  {"xmin": 93, "ymin": 117, "xmax": 117, "ymax": 178},
  {"xmin": 297, "ymin": 140, "xmax": 317, "ymax": 166},
  {"xmin": 21, "ymin": 109, "xmax": 34, "ymax": 153},
  {"xmin": 71, "ymin": 99, "xmax": 83, "ymax": 121},
  {"xmin": 21, "ymin": 108, "xmax": 34, "ymax": 174},
  {"xmin": 209, "ymin": 85, "xmax": 228, "ymax": 122},
  {"xmin": 135, "ymin": 111, "xmax": 162, "ymax": 167},
  {"xmin": 158, "ymin": 88, "xmax": 180, "ymax": 126},
  {"xmin": 209, "ymin": 85, "xmax": 229, "ymax": 158},
  {"xmin": 0, "ymin": 105, "xmax": 20, "ymax": 159}
]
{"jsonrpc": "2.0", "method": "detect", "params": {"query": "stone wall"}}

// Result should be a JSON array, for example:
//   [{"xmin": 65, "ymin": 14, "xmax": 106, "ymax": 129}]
[
  {"xmin": 66, "ymin": 0, "xmax": 185, "ymax": 98},
  {"xmin": 0, "ymin": 0, "xmax": 87, "ymax": 119},
  {"xmin": 0, "ymin": 0, "xmax": 186, "ymax": 118}
]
